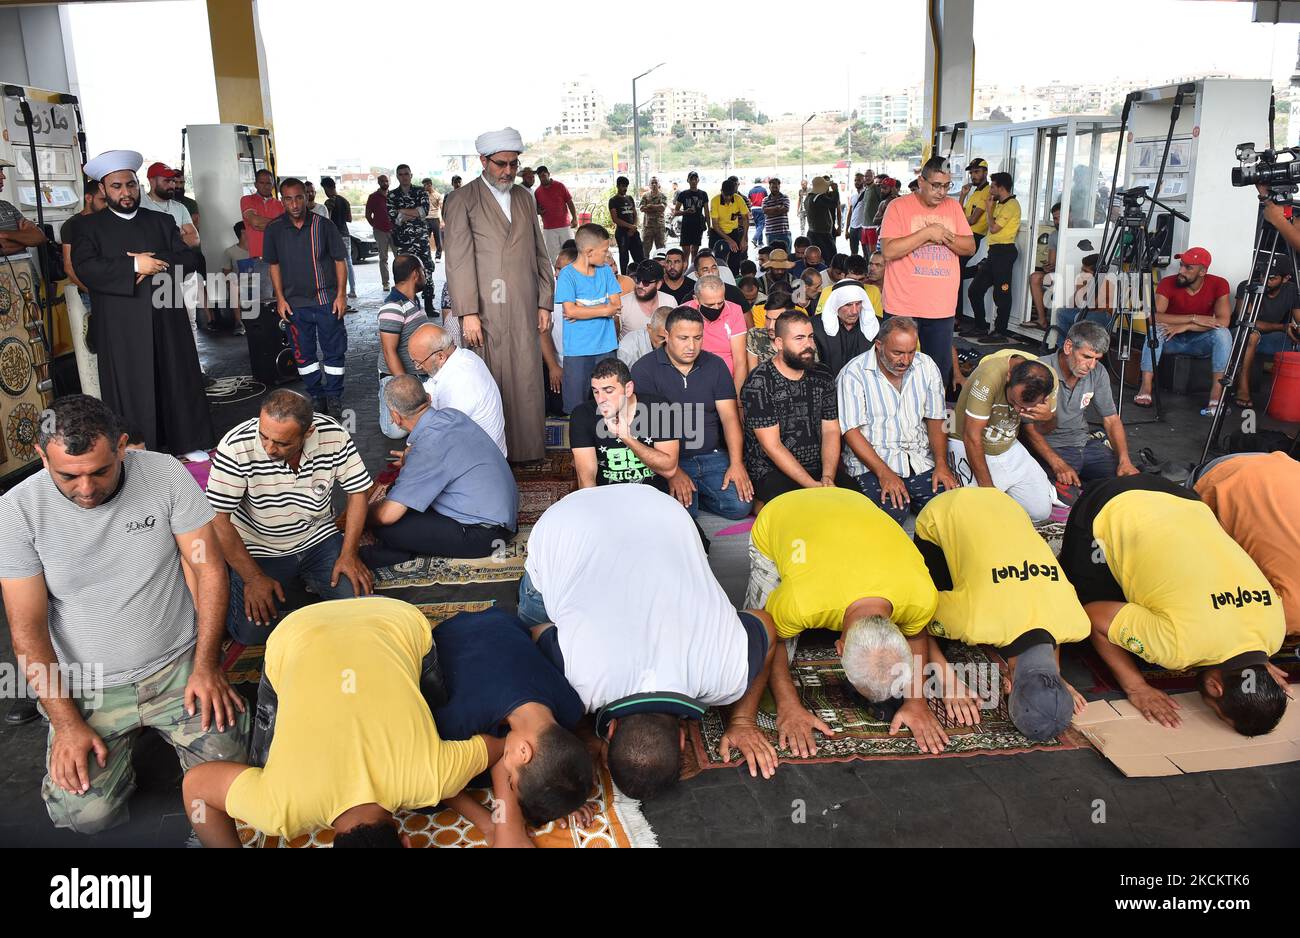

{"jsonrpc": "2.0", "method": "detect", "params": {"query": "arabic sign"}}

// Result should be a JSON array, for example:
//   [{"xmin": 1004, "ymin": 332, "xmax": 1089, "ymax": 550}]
[{"xmin": 3, "ymin": 100, "xmax": 76, "ymax": 148}]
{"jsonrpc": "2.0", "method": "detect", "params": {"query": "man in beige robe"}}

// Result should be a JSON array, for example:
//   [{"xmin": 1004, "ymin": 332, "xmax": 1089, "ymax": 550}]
[{"xmin": 444, "ymin": 127, "xmax": 554, "ymax": 463}]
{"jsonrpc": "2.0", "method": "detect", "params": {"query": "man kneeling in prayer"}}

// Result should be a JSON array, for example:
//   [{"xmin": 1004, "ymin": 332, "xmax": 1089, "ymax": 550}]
[
  {"xmin": 517, "ymin": 485, "xmax": 779, "ymax": 799},
  {"xmin": 913, "ymin": 487, "xmax": 1090, "ymax": 740},
  {"xmin": 739, "ymin": 487, "xmax": 950, "ymax": 764},
  {"xmin": 182, "ymin": 597, "xmax": 594, "ymax": 847},
  {"xmin": 1060, "ymin": 474, "xmax": 1287, "ymax": 735},
  {"xmin": 427, "ymin": 607, "xmax": 596, "ymax": 847}
]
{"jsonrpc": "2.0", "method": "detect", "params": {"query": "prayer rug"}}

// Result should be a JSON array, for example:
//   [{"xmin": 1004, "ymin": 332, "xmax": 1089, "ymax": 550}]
[
  {"xmin": 236, "ymin": 764, "xmax": 657, "ymax": 848},
  {"xmin": 372, "ymin": 529, "xmax": 531, "ymax": 589},
  {"xmin": 513, "ymin": 450, "xmax": 577, "ymax": 524},
  {"xmin": 683, "ymin": 641, "xmax": 1087, "ymax": 773},
  {"xmin": 1077, "ymin": 636, "xmax": 1300, "ymax": 694},
  {"xmin": 223, "ymin": 600, "xmax": 498, "ymax": 686}
]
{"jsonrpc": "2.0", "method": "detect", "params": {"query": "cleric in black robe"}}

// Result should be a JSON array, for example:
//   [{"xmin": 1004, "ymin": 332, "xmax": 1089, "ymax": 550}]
[
  {"xmin": 72, "ymin": 150, "xmax": 214, "ymax": 455},
  {"xmin": 813, "ymin": 280, "xmax": 879, "ymax": 380}
]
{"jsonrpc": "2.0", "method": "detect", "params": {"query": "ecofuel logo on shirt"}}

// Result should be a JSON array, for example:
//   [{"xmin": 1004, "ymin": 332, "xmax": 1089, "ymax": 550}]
[
  {"xmin": 1210, "ymin": 586, "xmax": 1273, "ymax": 610},
  {"xmin": 50, "ymin": 869, "xmax": 151, "ymax": 918},
  {"xmin": 991, "ymin": 560, "xmax": 1060, "ymax": 584}
]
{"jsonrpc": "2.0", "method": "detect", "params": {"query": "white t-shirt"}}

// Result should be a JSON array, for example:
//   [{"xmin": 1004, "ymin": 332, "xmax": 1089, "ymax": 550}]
[
  {"xmin": 423, "ymin": 347, "xmax": 507, "ymax": 458},
  {"xmin": 139, "ymin": 192, "xmax": 193, "ymax": 231},
  {"xmin": 618, "ymin": 290, "xmax": 673, "ymax": 338},
  {"xmin": 525, "ymin": 486, "xmax": 750, "ymax": 712}
]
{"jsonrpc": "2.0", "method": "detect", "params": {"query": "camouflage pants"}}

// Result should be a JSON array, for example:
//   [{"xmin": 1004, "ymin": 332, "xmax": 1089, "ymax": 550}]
[{"xmin": 41, "ymin": 650, "xmax": 250, "ymax": 835}]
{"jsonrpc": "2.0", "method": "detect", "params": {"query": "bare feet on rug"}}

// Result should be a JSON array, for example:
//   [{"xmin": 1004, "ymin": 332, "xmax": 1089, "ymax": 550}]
[
  {"xmin": 718, "ymin": 720, "xmax": 778, "ymax": 778},
  {"xmin": 1125, "ymin": 684, "xmax": 1182, "ymax": 728},
  {"xmin": 891, "ymin": 698, "xmax": 950, "ymax": 754},
  {"xmin": 776, "ymin": 705, "xmax": 835, "ymax": 758}
]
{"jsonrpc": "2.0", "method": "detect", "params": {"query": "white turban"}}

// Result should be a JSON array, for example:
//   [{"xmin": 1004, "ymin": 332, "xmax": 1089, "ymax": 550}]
[
  {"xmin": 822, "ymin": 280, "xmax": 878, "ymax": 340},
  {"xmin": 475, "ymin": 127, "xmax": 524, "ymax": 156},
  {"xmin": 84, "ymin": 149, "xmax": 143, "ymax": 182}
]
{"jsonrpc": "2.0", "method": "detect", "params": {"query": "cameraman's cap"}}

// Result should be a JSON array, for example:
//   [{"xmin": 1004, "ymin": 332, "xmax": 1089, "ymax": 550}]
[
  {"xmin": 965, "ymin": 158, "xmax": 989, "ymax": 171},
  {"xmin": 636, "ymin": 259, "xmax": 664, "ymax": 283},
  {"xmin": 1175, "ymin": 246, "xmax": 1212, "ymax": 268}
]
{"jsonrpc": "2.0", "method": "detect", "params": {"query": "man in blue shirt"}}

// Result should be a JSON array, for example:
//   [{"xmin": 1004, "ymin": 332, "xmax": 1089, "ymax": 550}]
[{"xmin": 363, "ymin": 376, "xmax": 517, "ymax": 565}]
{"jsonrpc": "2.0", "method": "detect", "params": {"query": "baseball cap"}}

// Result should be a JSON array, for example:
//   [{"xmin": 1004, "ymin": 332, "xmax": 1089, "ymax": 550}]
[
  {"xmin": 635, "ymin": 259, "xmax": 664, "ymax": 283},
  {"xmin": 965, "ymin": 158, "xmax": 988, "ymax": 171},
  {"xmin": 1175, "ymin": 246, "xmax": 1212, "ymax": 268},
  {"xmin": 1008, "ymin": 642, "xmax": 1074, "ymax": 741},
  {"xmin": 146, "ymin": 161, "xmax": 181, "ymax": 179}
]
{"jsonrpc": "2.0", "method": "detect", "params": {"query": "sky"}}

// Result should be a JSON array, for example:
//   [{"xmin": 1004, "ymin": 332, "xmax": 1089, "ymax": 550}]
[{"xmin": 65, "ymin": 0, "xmax": 1300, "ymax": 173}]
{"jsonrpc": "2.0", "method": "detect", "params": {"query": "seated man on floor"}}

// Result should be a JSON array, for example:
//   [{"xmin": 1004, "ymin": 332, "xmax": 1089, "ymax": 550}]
[
  {"xmin": 365, "ymin": 376, "xmax": 517, "ymax": 566},
  {"xmin": 1023, "ymin": 321, "xmax": 1138, "ymax": 488},
  {"xmin": 429, "ymin": 607, "xmax": 596, "ymax": 846},
  {"xmin": 517, "ymin": 485, "xmax": 780, "ymax": 795},
  {"xmin": 838, "ymin": 316, "xmax": 957, "ymax": 525},
  {"xmin": 0, "ymin": 395, "xmax": 247, "ymax": 831},
  {"xmin": 1194, "ymin": 451, "xmax": 1300, "ymax": 638},
  {"xmin": 207, "ymin": 389, "xmax": 373, "ymax": 646},
  {"xmin": 571, "ymin": 357, "xmax": 680, "ymax": 494},
  {"xmin": 411, "ymin": 323, "xmax": 507, "ymax": 458},
  {"xmin": 947, "ymin": 348, "xmax": 1060, "ymax": 523},
  {"xmin": 1232, "ymin": 266, "xmax": 1300, "ymax": 409},
  {"xmin": 741, "ymin": 487, "xmax": 951, "ymax": 758},
  {"xmin": 630, "ymin": 306, "xmax": 753, "ymax": 520},
  {"xmin": 183, "ymin": 597, "xmax": 534, "ymax": 847},
  {"xmin": 1134, "ymin": 246, "xmax": 1232, "ymax": 415},
  {"xmin": 913, "ymin": 487, "xmax": 1090, "ymax": 740},
  {"xmin": 813, "ymin": 281, "xmax": 879, "ymax": 379},
  {"xmin": 1059, "ymin": 473, "xmax": 1287, "ymax": 734},
  {"xmin": 740, "ymin": 311, "xmax": 847, "ymax": 510}
]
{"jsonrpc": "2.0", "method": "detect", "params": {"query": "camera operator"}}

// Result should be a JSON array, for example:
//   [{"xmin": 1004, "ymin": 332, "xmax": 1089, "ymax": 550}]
[
  {"xmin": 1258, "ymin": 182, "xmax": 1300, "ymax": 254},
  {"xmin": 1133, "ymin": 246, "xmax": 1231, "ymax": 416},
  {"xmin": 1232, "ymin": 263, "xmax": 1300, "ymax": 408}
]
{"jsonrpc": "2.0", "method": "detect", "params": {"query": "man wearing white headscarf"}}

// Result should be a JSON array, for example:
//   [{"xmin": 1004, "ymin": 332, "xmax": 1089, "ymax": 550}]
[
  {"xmin": 812, "ymin": 280, "xmax": 878, "ymax": 379},
  {"xmin": 443, "ymin": 128, "xmax": 555, "ymax": 462}
]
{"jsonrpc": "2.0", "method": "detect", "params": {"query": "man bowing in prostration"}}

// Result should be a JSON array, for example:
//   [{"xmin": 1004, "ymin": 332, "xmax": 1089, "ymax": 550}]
[
  {"xmin": 72, "ymin": 150, "xmax": 214, "ymax": 457},
  {"xmin": 443, "ymin": 127, "xmax": 554, "ymax": 463}
]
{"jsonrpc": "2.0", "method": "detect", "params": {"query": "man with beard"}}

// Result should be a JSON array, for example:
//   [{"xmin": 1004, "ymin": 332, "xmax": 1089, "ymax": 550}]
[
  {"xmin": 72, "ymin": 150, "xmax": 214, "ymax": 457},
  {"xmin": 444, "ymin": 128, "xmax": 554, "ymax": 462},
  {"xmin": 387, "ymin": 164, "xmax": 436, "ymax": 312},
  {"xmin": 740, "ymin": 311, "xmax": 846, "ymax": 510},
  {"xmin": 673, "ymin": 170, "xmax": 710, "ymax": 270},
  {"xmin": 659, "ymin": 247, "xmax": 694, "ymax": 305},
  {"xmin": 411, "ymin": 323, "xmax": 507, "ymax": 457},
  {"xmin": 366, "ymin": 174, "xmax": 395, "ymax": 290},
  {"xmin": 813, "ymin": 281, "xmax": 879, "ymax": 379},
  {"xmin": 240, "ymin": 168, "xmax": 284, "ymax": 262},
  {"xmin": 619, "ymin": 259, "xmax": 673, "ymax": 337},
  {"xmin": 140, "ymin": 162, "xmax": 214, "ymax": 333},
  {"xmin": 376, "ymin": 255, "xmax": 431, "ymax": 440}
]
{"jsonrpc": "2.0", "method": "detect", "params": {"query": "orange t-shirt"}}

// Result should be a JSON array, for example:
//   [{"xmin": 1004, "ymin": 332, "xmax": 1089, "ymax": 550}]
[
  {"xmin": 878, "ymin": 193, "xmax": 973, "ymax": 320},
  {"xmin": 1195, "ymin": 451, "xmax": 1300, "ymax": 636}
]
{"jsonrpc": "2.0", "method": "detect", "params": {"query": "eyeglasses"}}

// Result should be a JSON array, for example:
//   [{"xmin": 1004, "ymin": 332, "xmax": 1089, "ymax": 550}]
[
  {"xmin": 413, "ymin": 345, "xmax": 447, "ymax": 371},
  {"xmin": 488, "ymin": 157, "xmax": 520, "ymax": 170}
]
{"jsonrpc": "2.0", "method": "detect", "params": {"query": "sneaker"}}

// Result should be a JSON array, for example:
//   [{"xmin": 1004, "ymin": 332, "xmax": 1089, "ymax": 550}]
[
  {"xmin": 233, "ymin": 324, "xmax": 246, "ymax": 336},
  {"xmin": 347, "ymin": 291, "xmax": 357, "ymax": 298}
]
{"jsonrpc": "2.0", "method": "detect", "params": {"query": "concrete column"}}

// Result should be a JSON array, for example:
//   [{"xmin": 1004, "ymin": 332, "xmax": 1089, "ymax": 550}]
[
  {"xmin": 922, "ymin": 0, "xmax": 975, "ymax": 159},
  {"xmin": 205, "ymin": 0, "xmax": 273, "ymax": 129}
]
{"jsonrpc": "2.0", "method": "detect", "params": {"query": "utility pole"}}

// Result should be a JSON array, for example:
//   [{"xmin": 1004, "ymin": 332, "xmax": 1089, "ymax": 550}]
[{"xmin": 631, "ymin": 63, "xmax": 665, "ymax": 194}]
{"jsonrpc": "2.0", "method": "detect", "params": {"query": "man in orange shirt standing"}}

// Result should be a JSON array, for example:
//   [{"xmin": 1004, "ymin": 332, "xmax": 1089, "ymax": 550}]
[
  {"xmin": 878, "ymin": 157, "xmax": 976, "ymax": 388},
  {"xmin": 240, "ymin": 169, "xmax": 285, "ymax": 261}
]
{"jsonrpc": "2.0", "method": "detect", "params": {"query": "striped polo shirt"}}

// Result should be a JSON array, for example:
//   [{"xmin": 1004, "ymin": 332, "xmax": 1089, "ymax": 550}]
[
  {"xmin": 836, "ymin": 347, "xmax": 947, "ymax": 477},
  {"xmin": 262, "ymin": 211, "xmax": 346, "ymax": 309},
  {"xmin": 376, "ymin": 287, "xmax": 429, "ymax": 377},
  {"xmin": 207, "ymin": 415, "xmax": 373, "ymax": 557}
]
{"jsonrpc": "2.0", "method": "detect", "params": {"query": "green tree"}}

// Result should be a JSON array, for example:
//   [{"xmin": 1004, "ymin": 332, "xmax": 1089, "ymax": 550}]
[
  {"xmin": 671, "ymin": 122, "xmax": 687, "ymax": 138},
  {"xmin": 834, "ymin": 120, "xmax": 884, "ymax": 161},
  {"xmin": 606, "ymin": 102, "xmax": 633, "ymax": 135}
]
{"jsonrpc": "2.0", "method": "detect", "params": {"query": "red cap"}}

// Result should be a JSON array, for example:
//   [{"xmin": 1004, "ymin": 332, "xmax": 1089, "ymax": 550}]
[
  {"xmin": 146, "ymin": 161, "xmax": 182, "ymax": 179},
  {"xmin": 1175, "ymin": 246, "xmax": 1211, "ymax": 268}
]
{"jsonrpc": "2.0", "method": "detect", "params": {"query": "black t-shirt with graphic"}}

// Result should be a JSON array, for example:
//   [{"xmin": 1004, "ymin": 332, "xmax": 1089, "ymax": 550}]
[
  {"xmin": 569, "ymin": 391, "xmax": 675, "ymax": 491},
  {"xmin": 676, "ymin": 189, "xmax": 709, "ymax": 228},
  {"xmin": 740, "ymin": 360, "xmax": 838, "ymax": 482},
  {"xmin": 609, "ymin": 194, "xmax": 637, "ymax": 232}
]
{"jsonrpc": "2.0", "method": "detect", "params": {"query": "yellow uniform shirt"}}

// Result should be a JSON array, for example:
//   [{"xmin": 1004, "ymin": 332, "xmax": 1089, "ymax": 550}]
[
  {"xmin": 1094, "ymin": 490, "xmax": 1285, "ymax": 671},
  {"xmin": 963, "ymin": 184, "xmax": 991, "ymax": 236},
  {"xmin": 949, "ymin": 347, "xmax": 1058, "ymax": 457},
  {"xmin": 710, "ymin": 194, "xmax": 750, "ymax": 235},
  {"xmin": 986, "ymin": 196, "xmax": 1021, "ymax": 245},
  {"xmin": 225, "ymin": 597, "xmax": 488, "ymax": 839},
  {"xmin": 752, "ymin": 303, "xmax": 808, "ymax": 330},
  {"xmin": 915, "ymin": 488, "xmax": 1089, "ymax": 647},
  {"xmin": 751, "ymin": 488, "xmax": 937, "ymax": 640}
]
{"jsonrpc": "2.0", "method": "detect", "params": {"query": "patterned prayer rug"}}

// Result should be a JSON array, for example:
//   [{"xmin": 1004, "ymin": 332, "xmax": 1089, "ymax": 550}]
[
  {"xmin": 372, "ymin": 529, "xmax": 531, "ymax": 589},
  {"xmin": 684, "ymin": 642, "xmax": 1086, "ymax": 773},
  {"xmin": 514, "ymin": 451, "xmax": 577, "ymax": 524},
  {"xmin": 236, "ymin": 764, "xmax": 657, "ymax": 848},
  {"xmin": 223, "ymin": 600, "xmax": 498, "ymax": 686}
]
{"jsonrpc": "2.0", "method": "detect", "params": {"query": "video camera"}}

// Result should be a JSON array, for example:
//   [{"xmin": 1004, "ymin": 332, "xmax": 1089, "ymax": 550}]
[{"xmin": 1231, "ymin": 143, "xmax": 1300, "ymax": 188}]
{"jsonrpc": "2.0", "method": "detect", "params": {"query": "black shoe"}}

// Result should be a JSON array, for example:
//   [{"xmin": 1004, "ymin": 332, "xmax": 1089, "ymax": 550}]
[
  {"xmin": 955, "ymin": 320, "xmax": 985, "ymax": 336},
  {"xmin": 977, "ymin": 331, "xmax": 1011, "ymax": 345},
  {"xmin": 312, "ymin": 396, "xmax": 328, "ymax": 415},
  {"xmin": 5, "ymin": 698, "xmax": 40, "ymax": 726},
  {"xmin": 325, "ymin": 397, "xmax": 343, "ymax": 419}
]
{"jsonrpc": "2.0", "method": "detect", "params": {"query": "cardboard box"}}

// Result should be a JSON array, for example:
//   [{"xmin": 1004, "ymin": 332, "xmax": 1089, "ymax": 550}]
[{"xmin": 1073, "ymin": 691, "xmax": 1300, "ymax": 777}]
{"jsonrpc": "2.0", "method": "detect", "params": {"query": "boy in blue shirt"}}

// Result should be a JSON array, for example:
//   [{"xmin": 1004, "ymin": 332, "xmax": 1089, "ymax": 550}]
[{"xmin": 554, "ymin": 223, "xmax": 621, "ymax": 414}]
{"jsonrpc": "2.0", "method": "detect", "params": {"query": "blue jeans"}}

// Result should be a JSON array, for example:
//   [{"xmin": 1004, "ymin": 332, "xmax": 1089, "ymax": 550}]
[
  {"xmin": 1047, "ymin": 438, "xmax": 1117, "ymax": 483},
  {"xmin": 680, "ymin": 449, "xmax": 753, "ymax": 520},
  {"xmin": 341, "ymin": 236, "xmax": 356, "ymax": 294},
  {"xmin": 378, "ymin": 374, "xmax": 409, "ymax": 440},
  {"xmin": 752, "ymin": 211, "xmax": 765, "ymax": 243},
  {"xmin": 766, "ymin": 230, "xmax": 791, "ymax": 251},
  {"xmin": 562, "ymin": 350, "xmax": 616, "ymax": 414},
  {"xmin": 286, "ymin": 303, "xmax": 348, "ymax": 398},
  {"xmin": 1257, "ymin": 331, "xmax": 1300, "ymax": 355},
  {"xmin": 517, "ymin": 571, "xmax": 551, "ymax": 626},
  {"xmin": 853, "ymin": 467, "xmax": 940, "ymax": 525},
  {"xmin": 226, "ymin": 532, "xmax": 358, "ymax": 644},
  {"xmin": 1053, "ymin": 307, "xmax": 1111, "ymax": 335},
  {"xmin": 1140, "ymin": 326, "xmax": 1231, "ymax": 374}
]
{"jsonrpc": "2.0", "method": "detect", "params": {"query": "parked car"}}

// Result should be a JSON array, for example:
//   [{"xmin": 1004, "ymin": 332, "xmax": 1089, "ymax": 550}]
[{"xmin": 347, "ymin": 221, "xmax": 376, "ymax": 264}]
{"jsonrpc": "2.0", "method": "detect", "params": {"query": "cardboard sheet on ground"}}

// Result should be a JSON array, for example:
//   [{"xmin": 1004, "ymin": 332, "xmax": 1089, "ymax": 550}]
[{"xmin": 1073, "ymin": 691, "xmax": 1300, "ymax": 776}]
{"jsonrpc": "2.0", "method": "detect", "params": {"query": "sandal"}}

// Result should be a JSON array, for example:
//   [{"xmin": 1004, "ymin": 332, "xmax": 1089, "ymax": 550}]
[
  {"xmin": 1133, "ymin": 392, "xmax": 1153, "ymax": 408},
  {"xmin": 1200, "ymin": 400, "xmax": 1223, "ymax": 417},
  {"xmin": 1232, "ymin": 395, "xmax": 1254, "ymax": 409}
]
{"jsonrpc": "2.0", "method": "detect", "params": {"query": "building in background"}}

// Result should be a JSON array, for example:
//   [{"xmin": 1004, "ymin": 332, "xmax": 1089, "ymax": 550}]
[
  {"xmin": 559, "ymin": 78, "xmax": 607, "ymax": 137},
  {"xmin": 858, "ymin": 86, "xmax": 923, "ymax": 132},
  {"xmin": 650, "ymin": 87, "xmax": 709, "ymax": 136}
]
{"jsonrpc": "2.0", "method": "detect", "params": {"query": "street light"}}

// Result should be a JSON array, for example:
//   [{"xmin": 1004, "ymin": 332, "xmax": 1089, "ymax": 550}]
[
  {"xmin": 800, "ymin": 113, "xmax": 815, "ymax": 188},
  {"xmin": 632, "ymin": 62, "xmax": 665, "ymax": 194}
]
